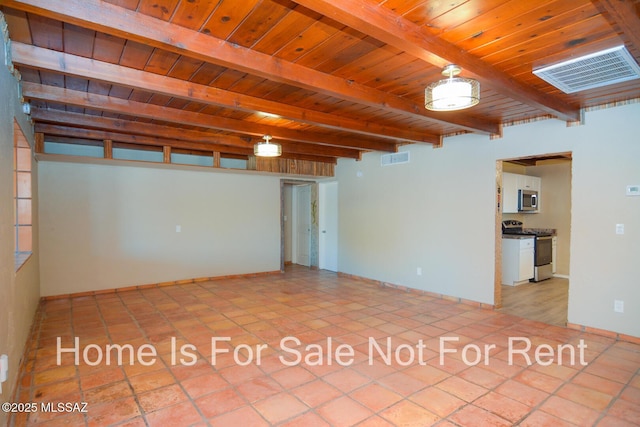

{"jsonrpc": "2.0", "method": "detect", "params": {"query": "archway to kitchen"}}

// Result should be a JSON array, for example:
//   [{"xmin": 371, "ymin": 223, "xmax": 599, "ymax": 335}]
[{"xmin": 494, "ymin": 153, "xmax": 572, "ymax": 326}]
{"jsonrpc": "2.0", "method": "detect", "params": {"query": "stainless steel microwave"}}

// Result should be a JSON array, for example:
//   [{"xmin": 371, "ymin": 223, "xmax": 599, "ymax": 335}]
[{"xmin": 518, "ymin": 189, "xmax": 538, "ymax": 212}]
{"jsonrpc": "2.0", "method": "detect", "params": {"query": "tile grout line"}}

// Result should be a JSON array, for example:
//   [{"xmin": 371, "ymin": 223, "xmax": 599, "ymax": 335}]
[
  {"xmin": 130, "ymin": 286, "xmax": 211, "ymax": 426},
  {"xmin": 106, "ymin": 292, "xmax": 151, "ymax": 427},
  {"xmin": 13, "ymin": 267, "xmax": 640, "ymax": 426}
]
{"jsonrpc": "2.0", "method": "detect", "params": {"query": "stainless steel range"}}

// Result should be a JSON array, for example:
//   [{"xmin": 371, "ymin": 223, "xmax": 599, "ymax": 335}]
[{"xmin": 502, "ymin": 220, "xmax": 553, "ymax": 282}]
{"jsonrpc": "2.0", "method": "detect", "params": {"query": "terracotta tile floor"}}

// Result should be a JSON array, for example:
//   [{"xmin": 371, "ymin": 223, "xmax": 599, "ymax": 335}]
[{"xmin": 10, "ymin": 266, "xmax": 640, "ymax": 426}]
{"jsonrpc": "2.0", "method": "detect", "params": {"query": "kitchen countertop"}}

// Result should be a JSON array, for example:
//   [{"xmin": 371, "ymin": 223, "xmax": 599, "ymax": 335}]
[
  {"xmin": 523, "ymin": 228, "xmax": 557, "ymax": 236},
  {"xmin": 502, "ymin": 228, "xmax": 557, "ymax": 239}
]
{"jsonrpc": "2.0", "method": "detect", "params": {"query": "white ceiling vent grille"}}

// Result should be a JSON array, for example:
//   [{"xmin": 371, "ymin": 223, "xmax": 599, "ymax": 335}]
[
  {"xmin": 533, "ymin": 46, "xmax": 640, "ymax": 94},
  {"xmin": 381, "ymin": 151, "xmax": 410, "ymax": 166}
]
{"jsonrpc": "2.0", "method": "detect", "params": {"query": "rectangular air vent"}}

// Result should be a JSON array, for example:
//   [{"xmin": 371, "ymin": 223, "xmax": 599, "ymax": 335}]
[
  {"xmin": 381, "ymin": 151, "xmax": 410, "ymax": 166},
  {"xmin": 533, "ymin": 46, "xmax": 640, "ymax": 94}
]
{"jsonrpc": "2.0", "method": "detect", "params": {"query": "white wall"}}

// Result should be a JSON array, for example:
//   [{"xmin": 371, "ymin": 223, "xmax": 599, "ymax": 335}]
[
  {"xmin": 337, "ymin": 139, "xmax": 497, "ymax": 304},
  {"xmin": 0, "ymin": 21, "xmax": 41, "ymax": 422},
  {"xmin": 336, "ymin": 103, "xmax": 640, "ymax": 337},
  {"xmin": 38, "ymin": 161, "xmax": 282, "ymax": 296}
]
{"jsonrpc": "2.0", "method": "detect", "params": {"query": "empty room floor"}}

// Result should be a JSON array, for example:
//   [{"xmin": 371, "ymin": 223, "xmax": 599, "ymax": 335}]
[{"xmin": 10, "ymin": 267, "xmax": 640, "ymax": 426}]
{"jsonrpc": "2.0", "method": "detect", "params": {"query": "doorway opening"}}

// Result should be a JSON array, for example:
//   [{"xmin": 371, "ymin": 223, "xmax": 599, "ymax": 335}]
[
  {"xmin": 494, "ymin": 153, "xmax": 572, "ymax": 326},
  {"xmin": 281, "ymin": 180, "xmax": 315, "ymax": 271},
  {"xmin": 281, "ymin": 180, "xmax": 338, "ymax": 273}
]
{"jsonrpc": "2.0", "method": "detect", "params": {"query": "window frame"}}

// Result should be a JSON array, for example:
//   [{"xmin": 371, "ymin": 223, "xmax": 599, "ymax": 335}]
[{"xmin": 14, "ymin": 119, "xmax": 33, "ymax": 270}]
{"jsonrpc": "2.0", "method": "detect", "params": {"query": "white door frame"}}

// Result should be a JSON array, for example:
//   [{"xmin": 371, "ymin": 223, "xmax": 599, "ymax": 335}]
[
  {"xmin": 319, "ymin": 181, "xmax": 338, "ymax": 272},
  {"xmin": 293, "ymin": 184, "xmax": 312, "ymax": 266},
  {"xmin": 281, "ymin": 179, "xmax": 315, "ymax": 270}
]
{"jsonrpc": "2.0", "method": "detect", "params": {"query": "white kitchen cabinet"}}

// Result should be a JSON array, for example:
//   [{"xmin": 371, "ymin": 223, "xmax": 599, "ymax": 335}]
[
  {"xmin": 518, "ymin": 174, "xmax": 541, "ymax": 191},
  {"xmin": 502, "ymin": 172, "xmax": 519, "ymax": 213},
  {"xmin": 502, "ymin": 237, "xmax": 534, "ymax": 285},
  {"xmin": 502, "ymin": 172, "xmax": 541, "ymax": 213}
]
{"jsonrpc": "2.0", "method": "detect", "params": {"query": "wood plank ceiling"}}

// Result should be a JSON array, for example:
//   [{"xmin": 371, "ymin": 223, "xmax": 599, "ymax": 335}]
[{"xmin": 1, "ymin": 0, "xmax": 639, "ymax": 167}]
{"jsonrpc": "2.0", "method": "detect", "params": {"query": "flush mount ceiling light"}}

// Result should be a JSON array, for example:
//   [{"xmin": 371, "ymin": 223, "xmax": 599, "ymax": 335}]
[
  {"xmin": 254, "ymin": 134, "xmax": 282, "ymax": 157},
  {"xmin": 425, "ymin": 64, "xmax": 480, "ymax": 111}
]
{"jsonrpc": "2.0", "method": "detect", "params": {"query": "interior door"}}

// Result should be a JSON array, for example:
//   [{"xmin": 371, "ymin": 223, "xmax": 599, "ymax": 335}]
[
  {"xmin": 295, "ymin": 185, "xmax": 311, "ymax": 266},
  {"xmin": 319, "ymin": 182, "xmax": 338, "ymax": 272}
]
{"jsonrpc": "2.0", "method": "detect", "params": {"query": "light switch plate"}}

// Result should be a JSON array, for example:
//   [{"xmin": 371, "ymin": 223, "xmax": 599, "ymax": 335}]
[
  {"xmin": 626, "ymin": 185, "xmax": 640, "ymax": 196},
  {"xmin": 614, "ymin": 300, "xmax": 624, "ymax": 313}
]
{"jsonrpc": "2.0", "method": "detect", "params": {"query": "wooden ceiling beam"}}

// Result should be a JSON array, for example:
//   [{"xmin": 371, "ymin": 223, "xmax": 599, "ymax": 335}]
[
  {"xmin": 2, "ymin": 1, "xmax": 452, "ymax": 142},
  {"xmin": 39, "ymin": 126, "xmax": 338, "ymax": 164},
  {"xmin": 37, "ymin": 124, "xmax": 338, "ymax": 164},
  {"xmin": 10, "ymin": 42, "xmax": 432, "ymax": 146},
  {"xmin": 21, "ymin": 82, "xmax": 397, "ymax": 152},
  {"xmin": 590, "ymin": 0, "xmax": 640, "ymax": 52},
  {"xmin": 36, "ymin": 124, "xmax": 251, "ymax": 155},
  {"xmin": 291, "ymin": 0, "xmax": 582, "ymax": 123},
  {"xmin": 30, "ymin": 108, "xmax": 361, "ymax": 160}
]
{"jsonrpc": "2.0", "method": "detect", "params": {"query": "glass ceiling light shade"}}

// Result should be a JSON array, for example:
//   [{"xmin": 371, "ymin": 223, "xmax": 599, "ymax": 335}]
[
  {"xmin": 254, "ymin": 134, "xmax": 282, "ymax": 157},
  {"xmin": 425, "ymin": 65, "xmax": 480, "ymax": 111}
]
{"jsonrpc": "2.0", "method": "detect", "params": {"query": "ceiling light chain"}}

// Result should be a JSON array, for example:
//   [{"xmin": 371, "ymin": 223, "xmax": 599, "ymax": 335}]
[{"xmin": 425, "ymin": 64, "xmax": 480, "ymax": 111}]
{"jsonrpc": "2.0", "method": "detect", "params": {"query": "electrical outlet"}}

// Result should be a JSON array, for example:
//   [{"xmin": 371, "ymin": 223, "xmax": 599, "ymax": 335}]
[
  {"xmin": 417, "ymin": 267, "xmax": 422, "ymax": 276},
  {"xmin": 0, "ymin": 354, "xmax": 8, "ymax": 394},
  {"xmin": 614, "ymin": 300, "xmax": 624, "ymax": 313},
  {"xmin": 615, "ymin": 224, "xmax": 624, "ymax": 235},
  {"xmin": 175, "ymin": 225, "xmax": 182, "ymax": 233}
]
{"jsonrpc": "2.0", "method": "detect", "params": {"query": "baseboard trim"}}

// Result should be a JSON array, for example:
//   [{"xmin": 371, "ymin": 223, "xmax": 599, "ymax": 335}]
[
  {"xmin": 337, "ymin": 272, "xmax": 495, "ymax": 310},
  {"xmin": 41, "ymin": 270, "xmax": 283, "ymax": 301},
  {"xmin": 566, "ymin": 323, "xmax": 640, "ymax": 344}
]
